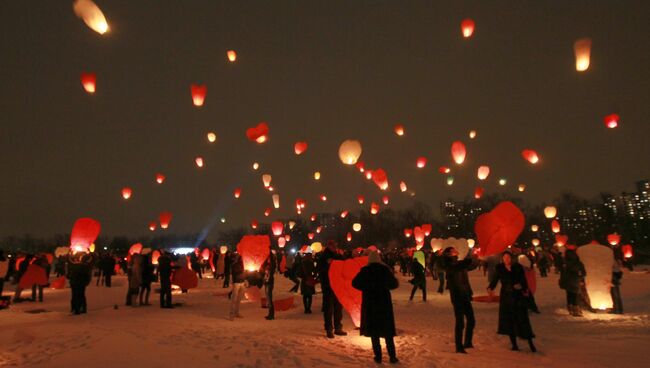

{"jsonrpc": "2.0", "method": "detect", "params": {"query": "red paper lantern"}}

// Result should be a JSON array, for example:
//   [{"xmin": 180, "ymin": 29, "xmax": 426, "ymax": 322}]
[
  {"xmin": 414, "ymin": 226, "xmax": 425, "ymax": 245},
  {"xmin": 201, "ymin": 248, "xmax": 211, "ymax": 261},
  {"xmin": 340, "ymin": 210, "xmax": 349, "ymax": 218},
  {"xmin": 80, "ymin": 72, "xmax": 96, "ymax": 94},
  {"xmin": 461, "ymin": 18, "xmax": 475, "ymax": 38},
  {"xmin": 439, "ymin": 166, "xmax": 451, "ymax": 174},
  {"xmin": 399, "ymin": 181, "xmax": 407, "ymax": 192},
  {"xmin": 328, "ymin": 256, "xmax": 368, "ymax": 327},
  {"xmin": 18, "ymin": 264, "xmax": 48, "ymax": 289},
  {"xmin": 227, "ymin": 50, "xmax": 237, "ymax": 62},
  {"xmin": 246, "ymin": 122, "xmax": 270, "ymax": 143},
  {"xmin": 394, "ymin": 124, "xmax": 405, "ymax": 136},
  {"xmin": 416, "ymin": 157, "xmax": 427, "ymax": 169},
  {"xmin": 155, "ymin": 173, "xmax": 165, "ymax": 184},
  {"xmin": 404, "ymin": 228, "xmax": 413, "ymax": 238},
  {"xmin": 195, "ymin": 156, "xmax": 204, "ymax": 168},
  {"xmin": 477, "ymin": 166, "xmax": 490, "ymax": 180},
  {"xmin": 370, "ymin": 202, "xmax": 380, "ymax": 215},
  {"xmin": 148, "ymin": 221, "xmax": 157, "ymax": 231},
  {"xmin": 382, "ymin": 196, "xmax": 389, "ymax": 205},
  {"xmin": 151, "ymin": 250, "xmax": 161, "ymax": 265},
  {"xmin": 451, "ymin": 141, "xmax": 466, "ymax": 164},
  {"xmin": 604, "ymin": 114, "xmax": 619, "ymax": 129},
  {"xmin": 621, "ymin": 244, "xmax": 633, "ymax": 259},
  {"xmin": 357, "ymin": 195, "xmax": 365, "ymax": 204},
  {"xmin": 607, "ymin": 233, "xmax": 621, "ymax": 246},
  {"xmin": 121, "ymin": 187, "xmax": 132, "ymax": 200},
  {"xmin": 129, "ymin": 243, "xmax": 143, "ymax": 255},
  {"xmin": 355, "ymin": 161, "xmax": 365, "ymax": 173},
  {"xmin": 294, "ymin": 141, "xmax": 308, "ymax": 155},
  {"xmin": 308, "ymin": 232, "xmax": 315, "ymax": 240},
  {"xmin": 236, "ymin": 235, "xmax": 271, "ymax": 272},
  {"xmin": 70, "ymin": 218, "xmax": 101, "ymax": 253},
  {"xmin": 346, "ymin": 232, "xmax": 352, "ymax": 242},
  {"xmin": 264, "ymin": 208, "xmax": 272, "ymax": 217},
  {"xmin": 190, "ymin": 84, "xmax": 207, "ymax": 107},
  {"xmin": 172, "ymin": 268, "xmax": 199, "ymax": 289},
  {"xmin": 521, "ymin": 149, "xmax": 540, "ymax": 164},
  {"xmin": 159, "ymin": 211, "xmax": 172, "ymax": 229},
  {"xmin": 475, "ymin": 201, "xmax": 525, "ymax": 257},
  {"xmin": 233, "ymin": 188, "xmax": 242, "ymax": 199},
  {"xmin": 422, "ymin": 224, "xmax": 432, "ymax": 237},
  {"xmin": 372, "ymin": 168, "xmax": 389, "ymax": 190},
  {"xmin": 474, "ymin": 186, "xmax": 484, "ymax": 199},
  {"xmin": 551, "ymin": 219, "xmax": 561, "ymax": 233},
  {"xmin": 278, "ymin": 237, "xmax": 286, "ymax": 248},
  {"xmin": 271, "ymin": 221, "xmax": 284, "ymax": 236},
  {"xmin": 555, "ymin": 234, "xmax": 568, "ymax": 247}
]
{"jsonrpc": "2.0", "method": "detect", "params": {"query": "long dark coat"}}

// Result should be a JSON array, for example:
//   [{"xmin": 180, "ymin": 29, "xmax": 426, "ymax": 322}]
[
  {"xmin": 559, "ymin": 255, "xmax": 586, "ymax": 293},
  {"xmin": 489, "ymin": 263, "xmax": 535, "ymax": 339},
  {"xmin": 297, "ymin": 254, "xmax": 316, "ymax": 296},
  {"xmin": 352, "ymin": 262, "xmax": 398, "ymax": 338}
]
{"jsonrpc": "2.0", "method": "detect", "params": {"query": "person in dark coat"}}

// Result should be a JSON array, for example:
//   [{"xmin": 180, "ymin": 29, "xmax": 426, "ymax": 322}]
[
  {"xmin": 297, "ymin": 252, "xmax": 316, "ymax": 313},
  {"xmin": 288, "ymin": 253, "xmax": 302, "ymax": 293},
  {"xmin": 433, "ymin": 251, "xmax": 445, "ymax": 294},
  {"xmin": 443, "ymin": 247, "xmax": 478, "ymax": 353},
  {"xmin": 229, "ymin": 253, "xmax": 246, "ymax": 320},
  {"xmin": 352, "ymin": 251, "xmax": 399, "ymax": 364},
  {"xmin": 610, "ymin": 259, "xmax": 624, "ymax": 314},
  {"xmin": 67, "ymin": 252, "xmax": 92, "ymax": 315},
  {"xmin": 101, "ymin": 254, "xmax": 116, "ymax": 287},
  {"xmin": 559, "ymin": 249, "xmax": 586, "ymax": 316},
  {"xmin": 408, "ymin": 258, "xmax": 426, "ymax": 301},
  {"xmin": 262, "ymin": 251, "xmax": 277, "ymax": 320},
  {"xmin": 317, "ymin": 241, "xmax": 347, "ymax": 338},
  {"xmin": 157, "ymin": 252, "xmax": 174, "ymax": 309},
  {"xmin": 488, "ymin": 251, "xmax": 536, "ymax": 352},
  {"xmin": 139, "ymin": 254, "xmax": 154, "ymax": 306},
  {"xmin": 222, "ymin": 251, "xmax": 231, "ymax": 288}
]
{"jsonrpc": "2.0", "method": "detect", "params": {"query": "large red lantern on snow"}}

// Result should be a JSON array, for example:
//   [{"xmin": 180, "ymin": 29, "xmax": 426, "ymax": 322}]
[
  {"xmin": 236, "ymin": 235, "xmax": 270, "ymax": 272},
  {"xmin": 294, "ymin": 141, "xmax": 308, "ymax": 155},
  {"xmin": 159, "ymin": 211, "xmax": 172, "ymax": 229},
  {"xmin": 460, "ymin": 18, "xmax": 475, "ymax": 38},
  {"xmin": 190, "ymin": 84, "xmax": 207, "ymax": 107},
  {"xmin": 475, "ymin": 201, "xmax": 525, "ymax": 257},
  {"xmin": 246, "ymin": 122, "xmax": 269, "ymax": 143},
  {"xmin": 70, "ymin": 218, "xmax": 101, "ymax": 253},
  {"xmin": 329, "ymin": 256, "xmax": 368, "ymax": 327},
  {"xmin": 80, "ymin": 72, "xmax": 96, "ymax": 94},
  {"xmin": 451, "ymin": 141, "xmax": 466, "ymax": 164},
  {"xmin": 271, "ymin": 221, "xmax": 284, "ymax": 236}
]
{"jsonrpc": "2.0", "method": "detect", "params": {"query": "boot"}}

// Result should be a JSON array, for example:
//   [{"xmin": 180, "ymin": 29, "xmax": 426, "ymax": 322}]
[
  {"xmin": 528, "ymin": 339, "xmax": 537, "ymax": 353},
  {"xmin": 574, "ymin": 305, "xmax": 583, "ymax": 316}
]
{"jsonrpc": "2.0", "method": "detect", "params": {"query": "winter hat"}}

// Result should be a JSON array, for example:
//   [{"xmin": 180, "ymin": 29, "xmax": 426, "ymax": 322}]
[{"xmin": 368, "ymin": 250, "xmax": 381, "ymax": 264}]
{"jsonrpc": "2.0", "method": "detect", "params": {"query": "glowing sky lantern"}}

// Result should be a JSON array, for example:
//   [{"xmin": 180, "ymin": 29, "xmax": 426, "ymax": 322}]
[
  {"xmin": 70, "ymin": 218, "xmax": 101, "ymax": 254},
  {"xmin": 372, "ymin": 168, "xmax": 389, "ymax": 190},
  {"xmin": 353, "ymin": 223, "xmax": 362, "ymax": 232},
  {"xmin": 357, "ymin": 195, "xmax": 365, "ymax": 204},
  {"xmin": 264, "ymin": 208, "xmax": 271, "ymax": 217},
  {"xmin": 370, "ymin": 202, "xmax": 380, "ymax": 215},
  {"xmin": 296, "ymin": 199, "xmax": 306, "ymax": 209},
  {"xmin": 233, "ymin": 188, "xmax": 242, "ymax": 199},
  {"xmin": 151, "ymin": 250, "xmax": 161, "ymax": 265},
  {"xmin": 319, "ymin": 194, "xmax": 327, "ymax": 202},
  {"xmin": 400, "ymin": 181, "xmax": 408, "ymax": 192},
  {"xmin": 477, "ymin": 165, "xmax": 490, "ymax": 180},
  {"xmin": 80, "ymin": 72, "xmax": 96, "ymax": 94},
  {"xmin": 574, "ymin": 38, "xmax": 592, "ymax": 72},
  {"xmin": 338, "ymin": 140, "xmax": 362, "ymax": 165},
  {"xmin": 271, "ymin": 221, "xmax": 284, "ymax": 236},
  {"xmin": 272, "ymin": 194, "xmax": 280, "ymax": 209},
  {"xmin": 220, "ymin": 246, "xmax": 228, "ymax": 254},
  {"xmin": 73, "ymin": 0, "xmax": 109, "ymax": 35},
  {"xmin": 544, "ymin": 206, "xmax": 557, "ymax": 219},
  {"xmin": 251, "ymin": 220, "xmax": 258, "ymax": 229},
  {"xmin": 310, "ymin": 214, "xmax": 317, "ymax": 222},
  {"xmin": 365, "ymin": 170, "xmax": 373, "ymax": 180},
  {"xmin": 121, "ymin": 187, "xmax": 132, "ymax": 200},
  {"xmin": 288, "ymin": 221, "xmax": 296, "ymax": 230},
  {"xmin": 347, "ymin": 232, "xmax": 353, "ymax": 242},
  {"xmin": 148, "ymin": 221, "xmax": 157, "ymax": 231},
  {"xmin": 262, "ymin": 174, "xmax": 272, "ymax": 188},
  {"xmin": 422, "ymin": 224, "xmax": 432, "ymax": 237},
  {"xmin": 531, "ymin": 224, "xmax": 539, "ymax": 232},
  {"xmin": 555, "ymin": 234, "xmax": 568, "ymax": 246},
  {"xmin": 340, "ymin": 210, "xmax": 349, "ymax": 218},
  {"xmin": 311, "ymin": 242, "xmax": 323, "ymax": 253},
  {"xmin": 227, "ymin": 50, "xmax": 237, "ymax": 62},
  {"xmin": 253, "ymin": 162, "xmax": 260, "ymax": 170},
  {"xmin": 308, "ymin": 232, "xmax": 315, "ymax": 240},
  {"xmin": 404, "ymin": 228, "xmax": 412, "ymax": 238},
  {"xmin": 294, "ymin": 141, "xmax": 308, "ymax": 155},
  {"xmin": 447, "ymin": 176, "xmax": 455, "ymax": 186},
  {"xmin": 246, "ymin": 122, "xmax": 270, "ymax": 143},
  {"xmin": 278, "ymin": 237, "xmax": 286, "ymax": 248},
  {"xmin": 604, "ymin": 113, "xmax": 620, "ymax": 129},
  {"xmin": 521, "ymin": 149, "xmax": 540, "ymax": 164},
  {"xmin": 469, "ymin": 130, "xmax": 477, "ymax": 139},
  {"xmin": 394, "ymin": 124, "xmax": 405, "ymax": 136},
  {"xmin": 621, "ymin": 244, "xmax": 633, "ymax": 259},
  {"xmin": 237, "ymin": 235, "xmax": 270, "ymax": 272},
  {"xmin": 356, "ymin": 161, "xmax": 365, "ymax": 173},
  {"xmin": 607, "ymin": 233, "xmax": 621, "ymax": 246},
  {"xmin": 439, "ymin": 166, "xmax": 451, "ymax": 174},
  {"xmin": 413, "ymin": 226, "xmax": 425, "ymax": 245},
  {"xmin": 475, "ymin": 201, "xmax": 525, "ymax": 257},
  {"xmin": 159, "ymin": 212, "xmax": 172, "ymax": 229},
  {"xmin": 207, "ymin": 132, "xmax": 217, "ymax": 143},
  {"xmin": 498, "ymin": 178, "xmax": 507, "ymax": 186},
  {"xmin": 382, "ymin": 196, "xmax": 389, "ymax": 205},
  {"xmin": 467, "ymin": 239, "xmax": 475, "ymax": 248},
  {"xmin": 551, "ymin": 219, "xmax": 561, "ymax": 233},
  {"xmin": 316, "ymin": 226, "xmax": 323, "ymax": 234},
  {"xmin": 532, "ymin": 238, "xmax": 540, "ymax": 247},
  {"xmin": 195, "ymin": 156, "xmax": 204, "ymax": 168},
  {"xmin": 416, "ymin": 157, "xmax": 427, "ymax": 168},
  {"xmin": 190, "ymin": 84, "xmax": 207, "ymax": 107},
  {"xmin": 460, "ymin": 18, "xmax": 475, "ymax": 38},
  {"xmin": 129, "ymin": 243, "xmax": 143, "ymax": 255},
  {"xmin": 155, "ymin": 173, "xmax": 165, "ymax": 184},
  {"xmin": 314, "ymin": 171, "xmax": 321, "ymax": 180},
  {"xmin": 577, "ymin": 242, "xmax": 614, "ymax": 310},
  {"xmin": 474, "ymin": 186, "xmax": 484, "ymax": 199},
  {"xmin": 451, "ymin": 141, "xmax": 466, "ymax": 164},
  {"xmin": 518, "ymin": 184, "xmax": 526, "ymax": 192}
]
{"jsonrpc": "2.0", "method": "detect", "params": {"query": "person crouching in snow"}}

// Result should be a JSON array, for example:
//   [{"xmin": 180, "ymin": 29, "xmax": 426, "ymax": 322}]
[
  {"xmin": 352, "ymin": 250, "xmax": 399, "ymax": 364},
  {"xmin": 487, "ymin": 251, "xmax": 536, "ymax": 352},
  {"xmin": 443, "ymin": 247, "xmax": 478, "ymax": 354}
]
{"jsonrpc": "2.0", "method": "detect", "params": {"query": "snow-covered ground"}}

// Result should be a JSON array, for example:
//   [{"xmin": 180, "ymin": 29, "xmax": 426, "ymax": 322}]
[{"xmin": 1, "ymin": 267, "xmax": 649, "ymax": 368}]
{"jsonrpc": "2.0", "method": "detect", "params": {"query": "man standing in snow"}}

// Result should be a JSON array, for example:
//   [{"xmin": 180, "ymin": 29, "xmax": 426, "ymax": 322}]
[
  {"xmin": 157, "ymin": 252, "xmax": 173, "ymax": 309},
  {"xmin": 318, "ymin": 241, "xmax": 347, "ymax": 338},
  {"xmin": 443, "ymin": 247, "xmax": 478, "ymax": 354},
  {"xmin": 262, "ymin": 250, "xmax": 277, "ymax": 320},
  {"xmin": 229, "ymin": 253, "xmax": 246, "ymax": 320}
]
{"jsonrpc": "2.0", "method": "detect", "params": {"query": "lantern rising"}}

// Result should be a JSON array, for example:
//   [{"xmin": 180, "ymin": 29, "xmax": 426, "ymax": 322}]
[
  {"xmin": 190, "ymin": 84, "xmax": 207, "ymax": 107},
  {"xmin": 370, "ymin": 202, "xmax": 380, "ymax": 215},
  {"xmin": 195, "ymin": 157, "xmax": 204, "ymax": 168},
  {"xmin": 294, "ymin": 141, "xmax": 308, "ymax": 155},
  {"xmin": 477, "ymin": 165, "xmax": 490, "ymax": 180},
  {"xmin": 236, "ymin": 235, "xmax": 270, "ymax": 272},
  {"xmin": 474, "ymin": 186, "xmax": 484, "ymax": 199},
  {"xmin": 394, "ymin": 124, "xmax": 405, "ymax": 136},
  {"xmin": 73, "ymin": 0, "xmax": 109, "ymax": 35},
  {"xmin": 400, "ymin": 181, "xmax": 407, "ymax": 192},
  {"xmin": 121, "ymin": 187, "xmax": 132, "ymax": 200},
  {"xmin": 251, "ymin": 220, "xmax": 258, "ymax": 229},
  {"xmin": 272, "ymin": 194, "xmax": 280, "ymax": 209},
  {"xmin": 338, "ymin": 140, "xmax": 363, "ymax": 165},
  {"xmin": 621, "ymin": 244, "xmax": 633, "ymax": 259},
  {"xmin": 357, "ymin": 195, "xmax": 365, "ymax": 204},
  {"xmin": 271, "ymin": 221, "xmax": 284, "ymax": 236},
  {"xmin": 353, "ymin": 223, "xmax": 362, "ymax": 232},
  {"xmin": 439, "ymin": 166, "xmax": 451, "ymax": 174},
  {"xmin": 451, "ymin": 141, "xmax": 466, "ymax": 164},
  {"xmin": 460, "ymin": 18, "xmax": 475, "ymax": 38},
  {"xmin": 518, "ymin": 184, "xmax": 526, "ymax": 192},
  {"xmin": 382, "ymin": 196, "xmax": 389, "ymax": 205},
  {"xmin": 372, "ymin": 169, "xmax": 389, "ymax": 190},
  {"xmin": 314, "ymin": 171, "xmax": 321, "ymax": 180},
  {"xmin": 233, "ymin": 188, "xmax": 242, "ymax": 199},
  {"xmin": 80, "ymin": 72, "xmax": 96, "ymax": 94},
  {"xmin": 159, "ymin": 212, "xmax": 172, "ymax": 229},
  {"xmin": 227, "ymin": 50, "xmax": 237, "ymax": 62},
  {"xmin": 544, "ymin": 206, "xmax": 557, "ymax": 219},
  {"xmin": 416, "ymin": 157, "xmax": 427, "ymax": 168},
  {"xmin": 207, "ymin": 132, "xmax": 217, "ymax": 143},
  {"xmin": 521, "ymin": 149, "xmax": 540, "ymax": 164},
  {"xmin": 70, "ymin": 218, "xmax": 101, "ymax": 254},
  {"xmin": 551, "ymin": 219, "xmax": 561, "ymax": 233},
  {"xmin": 148, "ymin": 221, "xmax": 157, "ymax": 231},
  {"xmin": 469, "ymin": 130, "xmax": 477, "ymax": 139},
  {"xmin": 246, "ymin": 122, "xmax": 269, "ymax": 143},
  {"xmin": 573, "ymin": 38, "xmax": 592, "ymax": 72},
  {"xmin": 262, "ymin": 174, "xmax": 272, "ymax": 188},
  {"xmin": 607, "ymin": 233, "xmax": 621, "ymax": 246},
  {"xmin": 155, "ymin": 173, "xmax": 165, "ymax": 184},
  {"xmin": 604, "ymin": 113, "xmax": 620, "ymax": 129},
  {"xmin": 404, "ymin": 229, "xmax": 412, "ymax": 238}
]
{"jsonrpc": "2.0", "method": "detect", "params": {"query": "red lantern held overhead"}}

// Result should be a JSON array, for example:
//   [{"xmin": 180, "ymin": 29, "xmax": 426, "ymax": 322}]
[
  {"xmin": 151, "ymin": 250, "xmax": 161, "ymax": 265},
  {"xmin": 474, "ymin": 186, "xmax": 484, "ymax": 199},
  {"xmin": 477, "ymin": 166, "xmax": 490, "ymax": 180},
  {"xmin": 294, "ymin": 141, "xmax": 308, "ymax": 155},
  {"xmin": 70, "ymin": 218, "xmax": 101, "ymax": 253},
  {"xmin": 155, "ymin": 173, "xmax": 165, "ymax": 184},
  {"xmin": 607, "ymin": 233, "xmax": 621, "ymax": 246},
  {"xmin": 451, "ymin": 141, "xmax": 466, "ymax": 164},
  {"xmin": 416, "ymin": 157, "xmax": 427, "ymax": 169},
  {"xmin": 190, "ymin": 84, "xmax": 207, "ymax": 107},
  {"xmin": 236, "ymin": 235, "xmax": 270, "ymax": 272},
  {"xmin": 621, "ymin": 244, "xmax": 633, "ymax": 259},
  {"xmin": 129, "ymin": 243, "xmax": 143, "ymax": 255},
  {"xmin": 80, "ymin": 72, "xmax": 96, "ymax": 94},
  {"xmin": 475, "ymin": 201, "xmax": 525, "ymax": 257},
  {"xmin": 148, "ymin": 221, "xmax": 157, "ymax": 231},
  {"xmin": 121, "ymin": 187, "xmax": 132, "ymax": 200},
  {"xmin": 159, "ymin": 211, "xmax": 172, "ymax": 229},
  {"xmin": 357, "ymin": 195, "xmax": 365, "ymax": 204},
  {"xmin": 233, "ymin": 188, "xmax": 242, "ymax": 199},
  {"xmin": 461, "ymin": 18, "xmax": 475, "ymax": 38},
  {"xmin": 394, "ymin": 124, "xmax": 405, "ymax": 136},
  {"xmin": 271, "ymin": 221, "xmax": 284, "ymax": 236},
  {"xmin": 604, "ymin": 114, "xmax": 619, "ymax": 129},
  {"xmin": 246, "ymin": 122, "xmax": 269, "ymax": 143},
  {"xmin": 551, "ymin": 219, "xmax": 561, "ymax": 233},
  {"xmin": 227, "ymin": 50, "xmax": 237, "ymax": 62},
  {"xmin": 373, "ymin": 168, "xmax": 389, "ymax": 190},
  {"xmin": 521, "ymin": 149, "xmax": 540, "ymax": 164}
]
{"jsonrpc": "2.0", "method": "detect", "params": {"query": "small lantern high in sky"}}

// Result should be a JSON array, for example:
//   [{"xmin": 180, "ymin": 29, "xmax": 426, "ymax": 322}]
[
  {"xmin": 574, "ymin": 38, "xmax": 592, "ymax": 72},
  {"xmin": 544, "ymin": 206, "xmax": 557, "ymax": 218},
  {"xmin": 195, "ymin": 157, "xmax": 204, "ymax": 168},
  {"xmin": 394, "ymin": 124, "xmax": 405, "ymax": 136},
  {"xmin": 190, "ymin": 84, "xmax": 207, "ymax": 107},
  {"xmin": 416, "ymin": 157, "xmax": 427, "ymax": 168},
  {"xmin": 521, "ymin": 149, "xmax": 540, "ymax": 164},
  {"xmin": 451, "ymin": 141, "xmax": 466, "ymax": 164},
  {"xmin": 207, "ymin": 132, "xmax": 217, "ymax": 143},
  {"xmin": 227, "ymin": 50, "xmax": 237, "ymax": 62},
  {"xmin": 338, "ymin": 140, "xmax": 362, "ymax": 165},
  {"xmin": 604, "ymin": 113, "xmax": 620, "ymax": 129},
  {"xmin": 155, "ymin": 173, "xmax": 165, "ymax": 184},
  {"xmin": 477, "ymin": 165, "xmax": 490, "ymax": 180},
  {"xmin": 80, "ymin": 72, "xmax": 96, "ymax": 94},
  {"xmin": 73, "ymin": 0, "xmax": 109, "ymax": 35},
  {"xmin": 121, "ymin": 187, "xmax": 132, "ymax": 200},
  {"xmin": 460, "ymin": 18, "xmax": 475, "ymax": 38}
]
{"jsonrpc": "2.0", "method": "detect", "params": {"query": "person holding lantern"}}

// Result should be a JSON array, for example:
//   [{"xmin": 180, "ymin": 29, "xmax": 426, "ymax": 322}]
[
  {"xmin": 443, "ymin": 247, "xmax": 478, "ymax": 354},
  {"xmin": 352, "ymin": 250, "xmax": 399, "ymax": 364},
  {"xmin": 67, "ymin": 251, "xmax": 93, "ymax": 315},
  {"xmin": 318, "ymin": 241, "xmax": 347, "ymax": 338},
  {"xmin": 487, "ymin": 251, "xmax": 537, "ymax": 353}
]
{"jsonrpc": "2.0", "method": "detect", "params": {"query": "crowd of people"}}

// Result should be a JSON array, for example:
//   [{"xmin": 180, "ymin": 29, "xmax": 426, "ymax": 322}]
[{"xmin": 0, "ymin": 241, "xmax": 630, "ymax": 363}]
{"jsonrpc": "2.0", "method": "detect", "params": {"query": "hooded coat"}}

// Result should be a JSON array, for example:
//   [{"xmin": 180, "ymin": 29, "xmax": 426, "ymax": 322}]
[{"xmin": 352, "ymin": 262, "xmax": 398, "ymax": 338}]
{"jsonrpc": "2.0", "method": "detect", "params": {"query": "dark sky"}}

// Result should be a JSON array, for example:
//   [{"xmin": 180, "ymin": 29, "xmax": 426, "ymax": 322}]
[{"xmin": 1, "ymin": 1, "xmax": 649, "ymax": 240}]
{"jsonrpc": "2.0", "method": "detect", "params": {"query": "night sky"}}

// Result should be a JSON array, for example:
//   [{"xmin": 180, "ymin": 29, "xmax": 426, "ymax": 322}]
[{"xmin": 1, "ymin": 1, "xmax": 649, "ymax": 239}]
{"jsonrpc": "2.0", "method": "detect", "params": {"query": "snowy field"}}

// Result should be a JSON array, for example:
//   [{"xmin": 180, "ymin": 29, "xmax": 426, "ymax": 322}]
[{"xmin": 1, "ymin": 268, "xmax": 649, "ymax": 368}]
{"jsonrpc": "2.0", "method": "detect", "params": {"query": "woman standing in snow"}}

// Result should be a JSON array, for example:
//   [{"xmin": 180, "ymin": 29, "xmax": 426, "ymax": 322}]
[
  {"xmin": 352, "ymin": 251, "xmax": 399, "ymax": 364},
  {"xmin": 297, "ymin": 252, "xmax": 316, "ymax": 313},
  {"xmin": 559, "ymin": 249, "xmax": 586, "ymax": 316},
  {"xmin": 488, "ymin": 251, "xmax": 536, "ymax": 352},
  {"xmin": 408, "ymin": 257, "xmax": 426, "ymax": 302}
]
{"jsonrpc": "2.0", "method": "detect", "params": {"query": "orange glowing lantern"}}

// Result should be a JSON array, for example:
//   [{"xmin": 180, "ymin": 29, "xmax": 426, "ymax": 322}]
[
  {"xmin": 532, "ymin": 239, "xmax": 540, "ymax": 247},
  {"xmin": 233, "ymin": 188, "xmax": 242, "ymax": 199},
  {"xmin": 394, "ymin": 124, "xmax": 405, "ymax": 136},
  {"xmin": 353, "ymin": 223, "xmax": 362, "ymax": 232},
  {"xmin": 316, "ymin": 226, "xmax": 322, "ymax": 234},
  {"xmin": 621, "ymin": 244, "xmax": 633, "ymax": 259},
  {"xmin": 477, "ymin": 166, "xmax": 490, "ymax": 180},
  {"xmin": 264, "ymin": 208, "xmax": 271, "ymax": 217},
  {"xmin": 357, "ymin": 195, "xmax": 365, "ymax": 204},
  {"xmin": 148, "ymin": 221, "xmax": 157, "ymax": 231},
  {"xmin": 262, "ymin": 174, "xmax": 272, "ymax": 188},
  {"xmin": 551, "ymin": 219, "xmax": 561, "ymax": 233},
  {"xmin": 236, "ymin": 235, "xmax": 270, "ymax": 272},
  {"xmin": 404, "ymin": 228, "xmax": 412, "ymax": 238},
  {"xmin": 518, "ymin": 184, "xmax": 526, "ymax": 192},
  {"xmin": 338, "ymin": 140, "xmax": 363, "ymax": 165},
  {"xmin": 129, "ymin": 243, "xmax": 143, "ymax": 255},
  {"xmin": 607, "ymin": 233, "xmax": 621, "ymax": 246},
  {"xmin": 531, "ymin": 225, "xmax": 539, "ymax": 232},
  {"xmin": 227, "ymin": 50, "xmax": 237, "ymax": 62},
  {"xmin": 278, "ymin": 237, "xmax": 286, "ymax": 248},
  {"xmin": 201, "ymin": 248, "xmax": 210, "ymax": 261},
  {"xmin": 70, "ymin": 217, "xmax": 101, "ymax": 254},
  {"xmin": 372, "ymin": 168, "xmax": 389, "ymax": 190},
  {"xmin": 159, "ymin": 211, "xmax": 172, "ymax": 229},
  {"xmin": 310, "ymin": 214, "xmax": 316, "ymax": 222},
  {"xmin": 604, "ymin": 114, "xmax": 619, "ymax": 129},
  {"xmin": 190, "ymin": 84, "xmax": 207, "ymax": 107},
  {"xmin": 320, "ymin": 194, "xmax": 327, "ymax": 202},
  {"xmin": 469, "ymin": 130, "xmax": 477, "ymax": 139},
  {"xmin": 314, "ymin": 171, "xmax": 321, "ymax": 180},
  {"xmin": 294, "ymin": 141, "xmax": 308, "ymax": 155},
  {"xmin": 272, "ymin": 194, "xmax": 280, "ymax": 209},
  {"xmin": 271, "ymin": 221, "xmax": 284, "ymax": 236},
  {"xmin": 251, "ymin": 220, "xmax": 258, "ymax": 229},
  {"xmin": 155, "ymin": 173, "xmax": 165, "ymax": 184},
  {"xmin": 521, "ymin": 149, "xmax": 540, "ymax": 164},
  {"xmin": 356, "ymin": 161, "xmax": 365, "ymax": 173},
  {"xmin": 220, "ymin": 246, "xmax": 228, "ymax": 254},
  {"xmin": 151, "ymin": 250, "xmax": 161, "ymax": 265},
  {"xmin": 206, "ymin": 132, "xmax": 217, "ymax": 143},
  {"xmin": 365, "ymin": 170, "xmax": 373, "ymax": 180},
  {"xmin": 474, "ymin": 186, "xmax": 484, "ymax": 199},
  {"xmin": 284, "ymin": 234, "xmax": 291, "ymax": 241},
  {"xmin": 555, "ymin": 234, "xmax": 568, "ymax": 247},
  {"xmin": 80, "ymin": 72, "xmax": 96, "ymax": 94},
  {"xmin": 347, "ymin": 232, "xmax": 353, "ymax": 242},
  {"xmin": 574, "ymin": 38, "xmax": 592, "ymax": 72},
  {"xmin": 416, "ymin": 157, "xmax": 427, "ymax": 169},
  {"xmin": 422, "ymin": 224, "xmax": 432, "ymax": 237},
  {"xmin": 460, "ymin": 18, "xmax": 475, "ymax": 38},
  {"xmin": 544, "ymin": 206, "xmax": 557, "ymax": 219},
  {"xmin": 246, "ymin": 122, "xmax": 269, "ymax": 143},
  {"xmin": 382, "ymin": 196, "xmax": 389, "ymax": 205},
  {"xmin": 439, "ymin": 166, "xmax": 451, "ymax": 174},
  {"xmin": 414, "ymin": 227, "xmax": 425, "ymax": 245},
  {"xmin": 73, "ymin": 0, "xmax": 109, "ymax": 35},
  {"xmin": 399, "ymin": 181, "xmax": 407, "ymax": 192},
  {"xmin": 253, "ymin": 162, "xmax": 260, "ymax": 170},
  {"xmin": 370, "ymin": 202, "xmax": 380, "ymax": 215},
  {"xmin": 195, "ymin": 157, "xmax": 204, "ymax": 168},
  {"xmin": 308, "ymin": 232, "xmax": 315, "ymax": 240},
  {"xmin": 451, "ymin": 141, "xmax": 466, "ymax": 164},
  {"xmin": 121, "ymin": 187, "xmax": 132, "ymax": 200},
  {"xmin": 340, "ymin": 210, "xmax": 349, "ymax": 218}
]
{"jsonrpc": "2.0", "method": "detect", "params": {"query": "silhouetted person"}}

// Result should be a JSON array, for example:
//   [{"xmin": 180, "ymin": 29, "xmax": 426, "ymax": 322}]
[
  {"xmin": 262, "ymin": 251, "xmax": 277, "ymax": 320},
  {"xmin": 443, "ymin": 247, "xmax": 478, "ymax": 354},
  {"xmin": 157, "ymin": 252, "xmax": 173, "ymax": 308},
  {"xmin": 408, "ymin": 258, "xmax": 426, "ymax": 301},
  {"xmin": 318, "ymin": 241, "xmax": 347, "ymax": 338},
  {"xmin": 67, "ymin": 252, "xmax": 92, "ymax": 315},
  {"xmin": 298, "ymin": 253, "xmax": 316, "ymax": 313}
]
